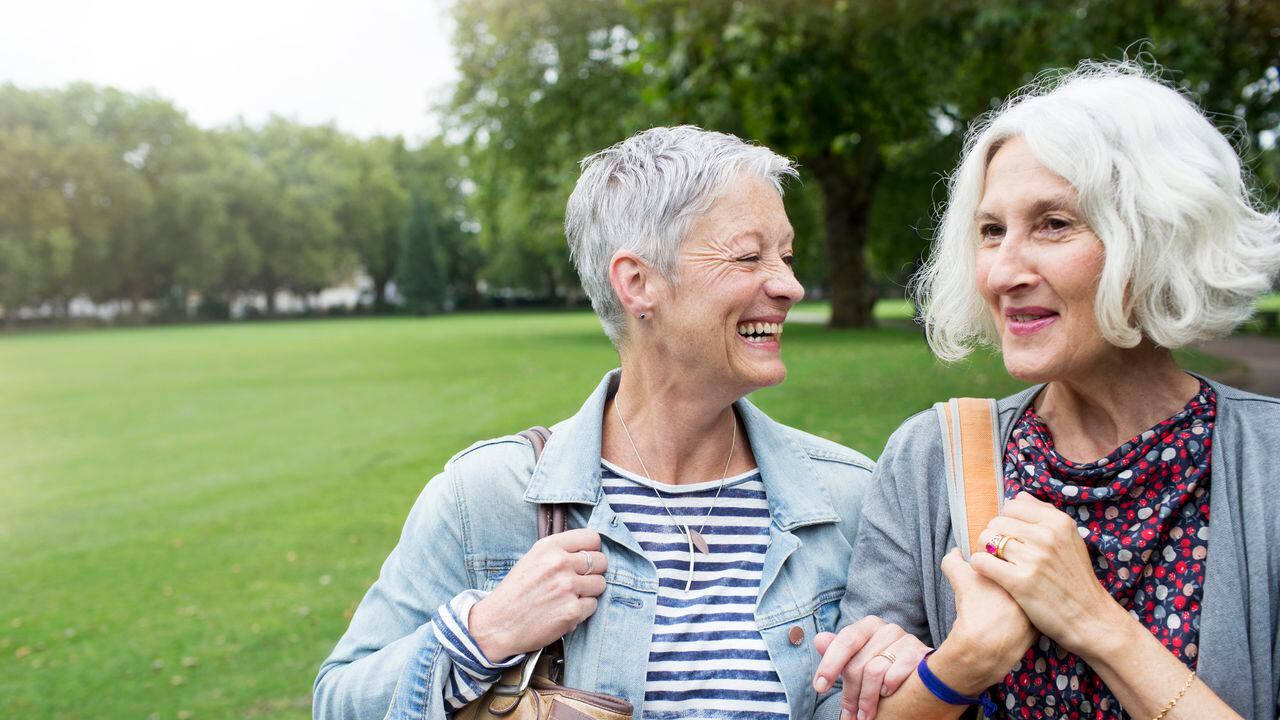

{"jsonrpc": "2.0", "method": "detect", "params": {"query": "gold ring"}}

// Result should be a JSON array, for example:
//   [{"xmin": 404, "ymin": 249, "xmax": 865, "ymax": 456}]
[
  {"xmin": 985, "ymin": 533, "xmax": 1017, "ymax": 561},
  {"xmin": 875, "ymin": 650, "xmax": 897, "ymax": 664}
]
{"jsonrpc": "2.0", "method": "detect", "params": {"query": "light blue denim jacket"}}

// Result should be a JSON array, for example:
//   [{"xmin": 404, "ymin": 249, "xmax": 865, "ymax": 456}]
[{"xmin": 314, "ymin": 370, "xmax": 874, "ymax": 719}]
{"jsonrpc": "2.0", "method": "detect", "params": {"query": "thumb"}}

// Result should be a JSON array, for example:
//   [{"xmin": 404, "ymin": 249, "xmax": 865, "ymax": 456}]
[{"xmin": 940, "ymin": 547, "xmax": 975, "ymax": 593}]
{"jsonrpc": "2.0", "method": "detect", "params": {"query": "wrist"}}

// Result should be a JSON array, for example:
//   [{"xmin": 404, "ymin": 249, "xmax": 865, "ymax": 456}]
[
  {"xmin": 467, "ymin": 597, "xmax": 513, "ymax": 663},
  {"xmin": 931, "ymin": 635, "xmax": 1008, "ymax": 696},
  {"xmin": 1073, "ymin": 601, "xmax": 1145, "ymax": 670}
]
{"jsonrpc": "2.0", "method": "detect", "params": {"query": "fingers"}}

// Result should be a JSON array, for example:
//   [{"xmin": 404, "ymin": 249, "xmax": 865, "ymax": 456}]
[
  {"xmin": 813, "ymin": 631, "xmax": 836, "ymax": 657},
  {"xmin": 850, "ymin": 623, "xmax": 908, "ymax": 720},
  {"xmin": 970, "ymin": 548, "xmax": 1020, "ymax": 589},
  {"xmin": 575, "ymin": 550, "xmax": 608, "ymax": 575},
  {"xmin": 573, "ymin": 572, "xmax": 607, "ymax": 598},
  {"xmin": 976, "ymin": 525, "xmax": 1030, "ymax": 565},
  {"xmin": 880, "ymin": 633, "xmax": 930, "ymax": 697},
  {"xmin": 551, "ymin": 528, "xmax": 602, "ymax": 552},
  {"xmin": 575, "ymin": 595, "xmax": 598, "ymax": 623},
  {"xmin": 1002, "ymin": 491, "xmax": 1065, "ymax": 525},
  {"xmin": 812, "ymin": 616, "xmax": 883, "ymax": 693},
  {"xmin": 856, "ymin": 654, "xmax": 892, "ymax": 720},
  {"xmin": 940, "ymin": 547, "xmax": 970, "ymax": 588}
]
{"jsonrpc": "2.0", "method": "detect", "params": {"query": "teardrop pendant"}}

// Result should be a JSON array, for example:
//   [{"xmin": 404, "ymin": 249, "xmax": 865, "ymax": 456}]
[
  {"xmin": 688, "ymin": 527, "xmax": 710, "ymax": 555},
  {"xmin": 682, "ymin": 527, "xmax": 695, "ymax": 593}
]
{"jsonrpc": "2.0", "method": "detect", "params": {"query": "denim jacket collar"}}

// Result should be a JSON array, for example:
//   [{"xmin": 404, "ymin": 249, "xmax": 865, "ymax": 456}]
[{"xmin": 524, "ymin": 369, "xmax": 839, "ymax": 531}]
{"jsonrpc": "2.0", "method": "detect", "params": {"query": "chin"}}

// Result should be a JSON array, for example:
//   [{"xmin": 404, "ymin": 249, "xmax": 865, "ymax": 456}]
[
  {"xmin": 1001, "ymin": 351, "xmax": 1062, "ymax": 385},
  {"xmin": 738, "ymin": 361, "xmax": 787, "ymax": 392}
]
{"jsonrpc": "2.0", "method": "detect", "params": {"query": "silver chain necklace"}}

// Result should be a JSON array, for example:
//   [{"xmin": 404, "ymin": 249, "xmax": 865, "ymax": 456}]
[{"xmin": 612, "ymin": 397, "xmax": 737, "ymax": 592}]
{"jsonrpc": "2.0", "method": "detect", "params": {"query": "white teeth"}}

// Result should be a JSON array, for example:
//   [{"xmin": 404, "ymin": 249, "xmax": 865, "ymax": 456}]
[{"xmin": 736, "ymin": 321, "xmax": 785, "ymax": 337}]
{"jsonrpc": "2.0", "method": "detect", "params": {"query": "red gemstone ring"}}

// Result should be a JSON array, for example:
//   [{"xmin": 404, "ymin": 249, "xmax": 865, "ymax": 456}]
[{"xmin": 985, "ymin": 533, "xmax": 1015, "ymax": 560}]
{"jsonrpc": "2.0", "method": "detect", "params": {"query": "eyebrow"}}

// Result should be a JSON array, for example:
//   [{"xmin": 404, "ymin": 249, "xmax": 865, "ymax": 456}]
[{"xmin": 976, "ymin": 193, "xmax": 1079, "ymax": 222}]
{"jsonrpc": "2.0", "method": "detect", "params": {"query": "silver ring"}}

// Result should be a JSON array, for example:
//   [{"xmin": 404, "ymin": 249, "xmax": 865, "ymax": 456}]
[{"xmin": 580, "ymin": 550, "xmax": 594, "ymax": 575}]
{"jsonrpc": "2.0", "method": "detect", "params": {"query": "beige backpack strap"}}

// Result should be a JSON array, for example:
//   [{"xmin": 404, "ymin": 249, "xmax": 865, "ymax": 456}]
[{"xmin": 934, "ymin": 398, "xmax": 1003, "ymax": 559}]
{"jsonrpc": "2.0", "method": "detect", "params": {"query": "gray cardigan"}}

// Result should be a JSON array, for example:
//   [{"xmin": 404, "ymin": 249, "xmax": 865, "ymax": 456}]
[{"xmin": 837, "ymin": 377, "xmax": 1280, "ymax": 719}]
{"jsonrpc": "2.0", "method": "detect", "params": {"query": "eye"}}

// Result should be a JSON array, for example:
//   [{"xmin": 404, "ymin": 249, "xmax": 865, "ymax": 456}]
[
  {"xmin": 736, "ymin": 255, "xmax": 761, "ymax": 263},
  {"xmin": 782, "ymin": 255, "xmax": 795, "ymax": 267},
  {"xmin": 979, "ymin": 223, "xmax": 1005, "ymax": 243},
  {"xmin": 1043, "ymin": 217, "xmax": 1071, "ymax": 232}
]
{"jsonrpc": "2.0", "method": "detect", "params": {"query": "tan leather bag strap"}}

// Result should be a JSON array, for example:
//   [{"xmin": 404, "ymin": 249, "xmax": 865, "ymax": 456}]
[
  {"xmin": 935, "ymin": 398, "xmax": 1003, "ymax": 558},
  {"xmin": 517, "ymin": 426, "xmax": 565, "ymax": 539}
]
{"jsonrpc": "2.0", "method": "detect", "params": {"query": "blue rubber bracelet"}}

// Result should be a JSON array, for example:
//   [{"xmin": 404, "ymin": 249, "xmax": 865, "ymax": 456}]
[{"xmin": 917, "ymin": 650, "xmax": 984, "ymax": 706}]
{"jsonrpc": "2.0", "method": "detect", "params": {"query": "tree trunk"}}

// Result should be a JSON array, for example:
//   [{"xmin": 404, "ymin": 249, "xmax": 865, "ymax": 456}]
[
  {"xmin": 372, "ymin": 277, "xmax": 389, "ymax": 313},
  {"xmin": 266, "ymin": 287, "xmax": 278, "ymax": 315},
  {"xmin": 808, "ymin": 147, "xmax": 882, "ymax": 328}
]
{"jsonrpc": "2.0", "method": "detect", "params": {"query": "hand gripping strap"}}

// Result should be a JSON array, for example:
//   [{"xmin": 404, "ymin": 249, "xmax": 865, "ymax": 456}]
[{"xmin": 934, "ymin": 398, "xmax": 1002, "ymax": 559}]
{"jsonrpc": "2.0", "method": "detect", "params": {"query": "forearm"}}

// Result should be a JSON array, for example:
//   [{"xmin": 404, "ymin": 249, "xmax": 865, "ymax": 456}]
[
  {"xmin": 1083, "ymin": 610, "xmax": 1241, "ymax": 720},
  {"xmin": 315, "ymin": 625, "xmax": 434, "ymax": 720},
  {"xmin": 871, "ymin": 638, "xmax": 997, "ymax": 720},
  {"xmin": 869, "ymin": 674, "xmax": 971, "ymax": 720}
]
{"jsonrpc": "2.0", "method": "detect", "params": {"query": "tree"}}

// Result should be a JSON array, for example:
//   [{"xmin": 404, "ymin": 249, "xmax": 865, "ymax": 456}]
[
  {"xmin": 397, "ymin": 187, "xmax": 446, "ymax": 313},
  {"xmin": 336, "ymin": 137, "xmax": 409, "ymax": 312},
  {"xmin": 450, "ymin": 0, "xmax": 660, "ymax": 301}
]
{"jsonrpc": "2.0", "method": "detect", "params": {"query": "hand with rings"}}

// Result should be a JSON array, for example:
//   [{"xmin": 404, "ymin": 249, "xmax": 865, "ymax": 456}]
[
  {"xmin": 971, "ymin": 492, "xmax": 1123, "ymax": 657},
  {"xmin": 469, "ymin": 528, "xmax": 608, "ymax": 663},
  {"xmin": 812, "ymin": 615, "xmax": 931, "ymax": 720}
]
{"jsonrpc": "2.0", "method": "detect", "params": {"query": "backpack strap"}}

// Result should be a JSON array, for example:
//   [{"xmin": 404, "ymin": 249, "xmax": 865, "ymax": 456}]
[
  {"xmin": 934, "ymin": 398, "xmax": 1003, "ymax": 559},
  {"xmin": 517, "ymin": 426, "xmax": 565, "ymax": 539}
]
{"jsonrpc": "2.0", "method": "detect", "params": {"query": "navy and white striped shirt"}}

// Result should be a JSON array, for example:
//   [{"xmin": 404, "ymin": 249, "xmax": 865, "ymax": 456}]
[
  {"xmin": 601, "ymin": 460, "xmax": 788, "ymax": 720},
  {"xmin": 430, "ymin": 463, "xmax": 788, "ymax": 718}
]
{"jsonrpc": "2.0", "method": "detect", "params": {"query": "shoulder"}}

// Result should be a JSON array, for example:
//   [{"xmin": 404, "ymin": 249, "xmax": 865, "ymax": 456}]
[
  {"xmin": 443, "ymin": 432, "xmax": 540, "ymax": 503},
  {"xmin": 780, "ymin": 424, "xmax": 876, "ymax": 473},
  {"xmin": 1212, "ymin": 380, "xmax": 1280, "ymax": 419},
  {"xmin": 402, "ymin": 433, "xmax": 540, "ymax": 538}
]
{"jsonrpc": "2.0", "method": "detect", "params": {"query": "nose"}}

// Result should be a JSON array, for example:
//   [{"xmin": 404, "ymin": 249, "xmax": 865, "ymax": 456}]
[
  {"xmin": 983, "ymin": 235, "xmax": 1039, "ymax": 297},
  {"xmin": 765, "ymin": 263, "xmax": 805, "ymax": 306}
]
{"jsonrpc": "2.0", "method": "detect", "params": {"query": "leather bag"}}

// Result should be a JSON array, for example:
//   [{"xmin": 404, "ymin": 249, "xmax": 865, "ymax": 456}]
[{"xmin": 454, "ymin": 426, "xmax": 634, "ymax": 720}]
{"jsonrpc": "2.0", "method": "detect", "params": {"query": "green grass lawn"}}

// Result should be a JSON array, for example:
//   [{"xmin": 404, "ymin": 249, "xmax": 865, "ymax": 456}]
[{"xmin": 0, "ymin": 311, "xmax": 1231, "ymax": 719}]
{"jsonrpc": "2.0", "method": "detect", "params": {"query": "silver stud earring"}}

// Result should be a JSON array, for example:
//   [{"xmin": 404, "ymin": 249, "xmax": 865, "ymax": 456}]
[{"xmin": 639, "ymin": 313, "xmax": 646, "ymax": 320}]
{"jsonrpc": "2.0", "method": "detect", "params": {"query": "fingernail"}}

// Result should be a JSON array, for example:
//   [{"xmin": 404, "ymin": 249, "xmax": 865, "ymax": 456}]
[
  {"xmin": 814, "ymin": 676, "xmax": 828, "ymax": 692},
  {"xmin": 857, "ymin": 711, "xmax": 866, "ymax": 720},
  {"xmin": 881, "ymin": 683, "xmax": 889, "ymax": 696},
  {"xmin": 839, "ymin": 711, "xmax": 849, "ymax": 720}
]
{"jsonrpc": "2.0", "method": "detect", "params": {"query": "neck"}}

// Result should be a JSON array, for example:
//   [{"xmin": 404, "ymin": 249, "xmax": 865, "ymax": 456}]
[
  {"xmin": 1033, "ymin": 344, "xmax": 1201, "ymax": 463},
  {"xmin": 604, "ymin": 361, "xmax": 755, "ymax": 486}
]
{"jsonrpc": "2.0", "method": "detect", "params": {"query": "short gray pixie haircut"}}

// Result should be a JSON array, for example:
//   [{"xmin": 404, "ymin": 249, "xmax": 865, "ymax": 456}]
[
  {"xmin": 565, "ymin": 125, "xmax": 798, "ymax": 346},
  {"xmin": 916, "ymin": 60, "xmax": 1280, "ymax": 361}
]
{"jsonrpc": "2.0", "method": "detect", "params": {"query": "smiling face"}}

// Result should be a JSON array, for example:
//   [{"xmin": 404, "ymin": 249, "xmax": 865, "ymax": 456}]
[
  {"xmin": 975, "ymin": 137, "xmax": 1115, "ymax": 383},
  {"xmin": 651, "ymin": 173, "xmax": 804, "ymax": 398}
]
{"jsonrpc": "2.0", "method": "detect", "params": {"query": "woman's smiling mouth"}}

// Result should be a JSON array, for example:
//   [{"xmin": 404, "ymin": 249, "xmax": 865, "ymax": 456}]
[{"xmin": 1005, "ymin": 306, "xmax": 1059, "ymax": 336}]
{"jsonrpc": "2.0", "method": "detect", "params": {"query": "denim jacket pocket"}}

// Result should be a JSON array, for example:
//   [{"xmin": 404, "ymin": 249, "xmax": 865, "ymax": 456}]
[{"xmin": 466, "ymin": 556, "xmax": 520, "ymax": 591}]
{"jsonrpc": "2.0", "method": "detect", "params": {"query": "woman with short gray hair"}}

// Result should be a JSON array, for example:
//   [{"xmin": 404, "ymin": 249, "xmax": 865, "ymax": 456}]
[
  {"xmin": 818, "ymin": 62, "xmax": 1280, "ymax": 719},
  {"xmin": 315, "ymin": 126, "xmax": 927, "ymax": 719}
]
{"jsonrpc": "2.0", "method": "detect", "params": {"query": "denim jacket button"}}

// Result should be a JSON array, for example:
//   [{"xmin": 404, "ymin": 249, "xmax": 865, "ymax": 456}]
[{"xmin": 788, "ymin": 626, "xmax": 804, "ymax": 646}]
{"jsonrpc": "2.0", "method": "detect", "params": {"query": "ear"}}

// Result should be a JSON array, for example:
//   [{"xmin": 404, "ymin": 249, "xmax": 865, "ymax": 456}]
[{"xmin": 609, "ymin": 249, "xmax": 658, "ymax": 320}]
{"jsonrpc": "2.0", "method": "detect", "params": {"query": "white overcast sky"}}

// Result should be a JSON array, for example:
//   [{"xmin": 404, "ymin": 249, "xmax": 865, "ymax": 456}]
[{"xmin": 0, "ymin": 0, "xmax": 458, "ymax": 141}]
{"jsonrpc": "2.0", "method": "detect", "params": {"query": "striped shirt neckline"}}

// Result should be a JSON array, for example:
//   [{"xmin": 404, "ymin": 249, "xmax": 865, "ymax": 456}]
[{"xmin": 601, "ymin": 461, "xmax": 789, "ymax": 719}]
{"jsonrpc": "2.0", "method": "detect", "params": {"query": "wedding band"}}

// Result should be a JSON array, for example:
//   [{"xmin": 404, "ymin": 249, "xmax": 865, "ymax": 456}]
[
  {"xmin": 875, "ymin": 650, "xmax": 897, "ymax": 664},
  {"xmin": 580, "ymin": 550, "xmax": 594, "ymax": 575}
]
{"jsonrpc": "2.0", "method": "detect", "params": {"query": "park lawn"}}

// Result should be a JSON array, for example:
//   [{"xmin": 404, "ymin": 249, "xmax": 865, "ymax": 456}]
[{"xmin": 0, "ymin": 312, "xmax": 1229, "ymax": 719}]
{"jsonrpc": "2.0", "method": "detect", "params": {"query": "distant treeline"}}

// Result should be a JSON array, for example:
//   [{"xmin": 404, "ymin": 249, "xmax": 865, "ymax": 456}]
[{"xmin": 0, "ymin": 83, "xmax": 481, "ymax": 324}]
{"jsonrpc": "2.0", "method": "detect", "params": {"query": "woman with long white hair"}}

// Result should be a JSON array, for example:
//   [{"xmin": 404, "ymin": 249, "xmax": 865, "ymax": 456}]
[{"xmin": 817, "ymin": 62, "xmax": 1280, "ymax": 719}]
